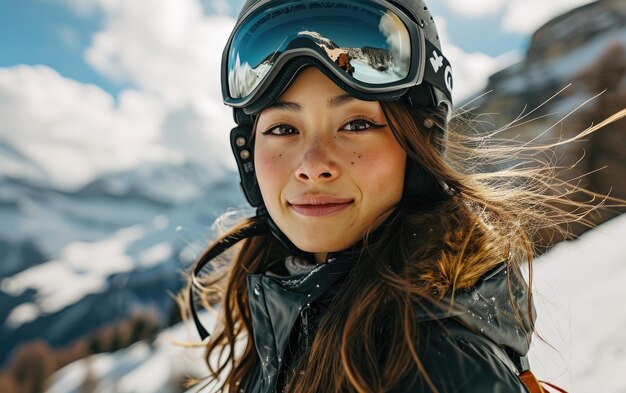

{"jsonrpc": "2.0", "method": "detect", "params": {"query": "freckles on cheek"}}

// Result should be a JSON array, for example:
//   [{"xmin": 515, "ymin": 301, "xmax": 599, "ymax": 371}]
[
  {"xmin": 351, "ymin": 150, "xmax": 380, "ymax": 169},
  {"xmin": 350, "ymin": 151, "xmax": 363, "ymax": 166}
]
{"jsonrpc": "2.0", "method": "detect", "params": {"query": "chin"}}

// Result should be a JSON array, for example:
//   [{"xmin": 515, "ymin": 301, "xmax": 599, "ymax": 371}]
[{"xmin": 290, "ymin": 237, "xmax": 354, "ymax": 255}]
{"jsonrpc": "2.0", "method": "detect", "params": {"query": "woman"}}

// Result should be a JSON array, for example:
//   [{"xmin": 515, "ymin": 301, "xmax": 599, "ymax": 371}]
[{"xmin": 185, "ymin": 0, "xmax": 592, "ymax": 392}]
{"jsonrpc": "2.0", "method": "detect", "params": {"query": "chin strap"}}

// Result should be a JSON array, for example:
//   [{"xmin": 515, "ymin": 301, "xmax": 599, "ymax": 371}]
[
  {"xmin": 190, "ymin": 212, "xmax": 268, "ymax": 340},
  {"xmin": 189, "ymin": 207, "xmax": 298, "ymax": 340}
]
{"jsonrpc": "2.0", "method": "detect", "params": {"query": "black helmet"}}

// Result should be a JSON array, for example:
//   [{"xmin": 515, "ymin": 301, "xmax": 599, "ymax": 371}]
[{"xmin": 223, "ymin": 0, "xmax": 452, "ymax": 207}]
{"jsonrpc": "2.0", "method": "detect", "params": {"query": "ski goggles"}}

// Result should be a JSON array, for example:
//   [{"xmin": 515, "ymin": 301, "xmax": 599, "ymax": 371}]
[{"xmin": 221, "ymin": 0, "xmax": 452, "ymax": 111}]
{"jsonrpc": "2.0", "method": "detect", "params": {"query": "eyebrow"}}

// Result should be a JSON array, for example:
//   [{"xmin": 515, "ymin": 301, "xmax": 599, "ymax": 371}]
[{"xmin": 265, "ymin": 93, "xmax": 356, "ymax": 112}]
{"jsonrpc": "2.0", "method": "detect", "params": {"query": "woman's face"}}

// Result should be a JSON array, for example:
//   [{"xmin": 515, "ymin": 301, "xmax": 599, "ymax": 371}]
[{"xmin": 254, "ymin": 67, "xmax": 406, "ymax": 263}]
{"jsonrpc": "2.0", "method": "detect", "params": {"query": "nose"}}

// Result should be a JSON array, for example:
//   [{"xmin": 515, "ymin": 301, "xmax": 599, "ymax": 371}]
[{"xmin": 295, "ymin": 139, "xmax": 340, "ymax": 183}]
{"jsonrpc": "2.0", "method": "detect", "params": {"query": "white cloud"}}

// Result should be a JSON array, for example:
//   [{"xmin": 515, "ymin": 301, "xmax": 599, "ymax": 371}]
[
  {"xmin": 0, "ymin": 65, "xmax": 171, "ymax": 189},
  {"xmin": 0, "ymin": 0, "xmax": 239, "ymax": 190},
  {"xmin": 441, "ymin": 0, "xmax": 505, "ymax": 18},
  {"xmin": 435, "ymin": 17, "xmax": 521, "ymax": 104},
  {"xmin": 207, "ymin": 0, "xmax": 231, "ymax": 15},
  {"xmin": 82, "ymin": 0, "xmax": 234, "ymax": 110},
  {"xmin": 442, "ymin": 0, "xmax": 597, "ymax": 34},
  {"xmin": 501, "ymin": 0, "xmax": 596, "ymax": 34}
]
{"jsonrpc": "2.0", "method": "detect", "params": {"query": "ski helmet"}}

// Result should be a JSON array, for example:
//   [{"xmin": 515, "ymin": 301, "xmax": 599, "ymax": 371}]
[{"xmin": 223, "ymin": 0, "xmax": 453, "ymax": 208}]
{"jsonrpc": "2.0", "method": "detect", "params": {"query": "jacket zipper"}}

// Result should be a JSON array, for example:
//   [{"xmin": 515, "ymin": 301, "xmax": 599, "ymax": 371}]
[{"xmin": 300, "ymin": 305, "xmax": 311, "ymax": 353}]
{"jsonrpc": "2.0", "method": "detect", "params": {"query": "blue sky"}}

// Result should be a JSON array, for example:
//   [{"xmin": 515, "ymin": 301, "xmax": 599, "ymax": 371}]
[
  {"xmin": 0, "ymin": 0, "xmax": 120, "ymax": 93},
  {"xmin": 0, "ymin": 0, "xmax": 528, "ymax": 97},
  {"xmin": 0, "ymin": 0, "xmax": 595, "ymax": 191}
]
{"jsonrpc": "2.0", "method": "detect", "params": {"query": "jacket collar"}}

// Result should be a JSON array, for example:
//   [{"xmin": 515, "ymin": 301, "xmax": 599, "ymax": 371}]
[
  {"xmin": 246, "ymin": 252, "xmax": 355, "ymax": 391},
  {"xmin": 246, "ymin": 214, "xmax": 535, "ymax": 390}
]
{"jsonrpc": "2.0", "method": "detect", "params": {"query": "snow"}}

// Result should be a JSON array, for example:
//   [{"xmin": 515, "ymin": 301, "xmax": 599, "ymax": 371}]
[
  {"xmin": 1, "ymin": 225, "xmax": 145, "ymax": 321},
  {"xmin": 4, "ymin": 302, "xmax": 40, "ymax": 329},
  {"xmin": 138, "ymin": 242, "xmax": 174, "ymax": 268},
  {"xmin": 47, "ymin": 313, "xmax": 217, "ymax": 393},
  {"xmin": 529, "ymin": 213, "xmax": 626, "ymax": 392}
]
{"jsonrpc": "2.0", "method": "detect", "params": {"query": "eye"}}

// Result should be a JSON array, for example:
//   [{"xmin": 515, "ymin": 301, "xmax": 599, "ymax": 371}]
[
  {"xmin": 342, "ymin": 116, "xmax": 386, "ymax": 132},
  {"xmin": 262, "ymin": 124, "xmax": 298, "ymax": 136}
]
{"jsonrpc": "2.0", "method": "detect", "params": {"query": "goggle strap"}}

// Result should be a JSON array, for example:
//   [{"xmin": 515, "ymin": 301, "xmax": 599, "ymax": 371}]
[
  {"xmin": 423, "ymin": 39, "xmax": 453, "ymax": 104},
  {"xmin": 190, "ymin": 219, "xmax": 269, "ymax": 340}
]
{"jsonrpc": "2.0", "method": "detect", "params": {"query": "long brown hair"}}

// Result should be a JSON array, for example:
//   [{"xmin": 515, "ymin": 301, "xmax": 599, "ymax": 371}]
[{"xmin": 182, "ymin": 100, "xmax": 625, "ymax": 392}]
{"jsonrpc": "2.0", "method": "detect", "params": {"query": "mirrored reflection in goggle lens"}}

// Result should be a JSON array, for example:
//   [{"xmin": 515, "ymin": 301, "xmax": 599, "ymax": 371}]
[{"xmin": 228, "ymin": 0, "xmax": 412, "ymax": 99}]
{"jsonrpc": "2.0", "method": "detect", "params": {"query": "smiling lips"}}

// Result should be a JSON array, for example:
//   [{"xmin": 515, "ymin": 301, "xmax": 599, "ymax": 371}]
[{"xmin": 288, "ymin": 196, "xmax": 354, "ymax": 217}]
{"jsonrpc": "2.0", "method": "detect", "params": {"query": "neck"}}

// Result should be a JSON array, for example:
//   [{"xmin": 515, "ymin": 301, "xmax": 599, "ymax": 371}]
[{"xmin": 314, "ymin": 252, "xmax": 327, "ymax": 263}]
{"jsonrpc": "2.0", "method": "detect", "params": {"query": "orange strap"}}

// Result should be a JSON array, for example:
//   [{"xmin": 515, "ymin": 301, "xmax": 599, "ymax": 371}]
[
  {"xmin": 519, "ymin": 371, "xmax": 546, "ymax": 393},
  {"xmin": 519, "ymin": 371, "xmax": 568, "ymax": 393}
]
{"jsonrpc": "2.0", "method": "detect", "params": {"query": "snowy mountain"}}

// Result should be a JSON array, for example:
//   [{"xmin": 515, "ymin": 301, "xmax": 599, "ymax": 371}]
[
  {"xmin": 297, "ymin": 30, "xmax": 340, "ymax": 51},
  {"xmin": 0, "ymin": 157, "xmax": 246, "ymax": 371}
]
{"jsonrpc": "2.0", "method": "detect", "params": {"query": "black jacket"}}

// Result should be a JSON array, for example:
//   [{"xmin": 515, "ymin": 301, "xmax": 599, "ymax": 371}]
[{"xmin": 243, "ymin": 249, "xmax": 533, "ymax": 393}]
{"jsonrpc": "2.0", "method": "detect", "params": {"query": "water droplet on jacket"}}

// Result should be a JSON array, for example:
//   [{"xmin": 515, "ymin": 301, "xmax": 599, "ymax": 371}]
[
  {"xmin": 263, "ymin": 345, "xmax": 270, "ymax": 351},
  {"xmin": 472, "ymin": 292, "xmax": 479, "ymax": 301},
  {"xmin": 316, "ymin": 284, "xmax": 320, "ymax": 288},
  {"xmin": 480, "ymin": 327, "xmax": 484, "ymax": 333},
  {"xmin": 307, "ymin": 294, "xmax": 311, "ymax": 297},
  {"xmin": 490, "ymin": 297, "xmax": 496, "ymax": 302},
  {"xmin": 254, "ymin": 287, "xmax": 260, "ymax": 296}
]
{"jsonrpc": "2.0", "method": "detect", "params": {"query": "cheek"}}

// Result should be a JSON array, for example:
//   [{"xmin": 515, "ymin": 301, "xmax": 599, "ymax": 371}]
[
  {"xmin": 351, "ymin": 142, "xmax": 406, "ymax": 195},
  {"xmin": 254, "ymin": 145, "xmax": 288, "ymax": 197}
]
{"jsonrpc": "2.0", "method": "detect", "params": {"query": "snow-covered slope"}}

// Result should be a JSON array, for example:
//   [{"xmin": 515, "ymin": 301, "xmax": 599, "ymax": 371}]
[
  {"xmin": 46, "ymin": 314, "xmax": 214, "ymax": 393},
  {"xmin": 529, "ymin": 213, "xmax": 626, "ymax": 392}
]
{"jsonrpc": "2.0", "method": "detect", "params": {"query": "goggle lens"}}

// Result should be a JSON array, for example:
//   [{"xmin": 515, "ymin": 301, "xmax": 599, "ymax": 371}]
[{"xmin": 227, "ymin": 0, "xmax": 413, "ymax": 100}]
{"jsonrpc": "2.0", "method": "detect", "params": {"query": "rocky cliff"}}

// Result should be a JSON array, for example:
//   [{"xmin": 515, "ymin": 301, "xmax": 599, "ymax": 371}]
[{"xmin": 470, "ymin": 0, "xmax": 626, "ymax": 211}]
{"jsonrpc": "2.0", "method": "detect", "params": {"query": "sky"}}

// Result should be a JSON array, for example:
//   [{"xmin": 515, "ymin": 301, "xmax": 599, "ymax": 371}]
[{"xmin": 0, "ymin": 0, "xmax": 597, "ymax": 191}]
